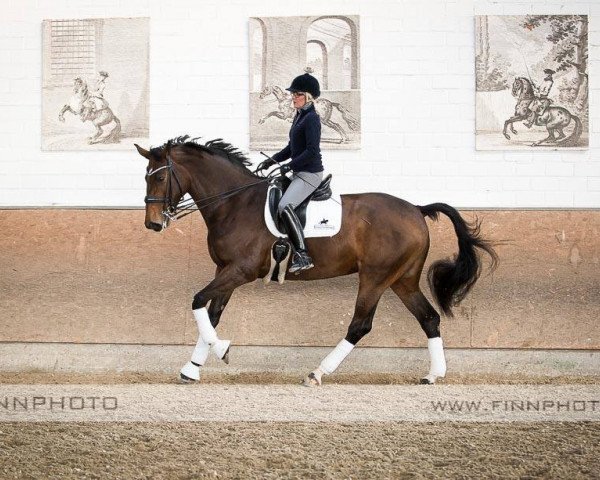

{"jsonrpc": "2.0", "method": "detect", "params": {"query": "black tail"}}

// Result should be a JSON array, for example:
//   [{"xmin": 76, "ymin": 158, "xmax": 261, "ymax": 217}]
[{"xmin": 418, "ymin": 203, "xmax": 498, "ymax": 317}]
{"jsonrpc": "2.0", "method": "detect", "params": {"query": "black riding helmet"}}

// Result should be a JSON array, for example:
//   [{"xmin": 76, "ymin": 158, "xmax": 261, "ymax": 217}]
[{"xmin": 286, "ymin": 71, "xmax": 320, "ymax": 99}]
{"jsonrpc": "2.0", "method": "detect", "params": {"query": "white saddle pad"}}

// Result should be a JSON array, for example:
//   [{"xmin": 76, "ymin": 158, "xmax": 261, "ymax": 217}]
[{"xmin": 264, "ymin": 185, "xmax": 342, "ymax": 238}]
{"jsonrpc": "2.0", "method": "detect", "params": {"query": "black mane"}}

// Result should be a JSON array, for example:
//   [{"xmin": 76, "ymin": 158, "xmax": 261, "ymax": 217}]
[{"xmin": 151, "ymin": 135, "xmax": 258, "ymax": 178}]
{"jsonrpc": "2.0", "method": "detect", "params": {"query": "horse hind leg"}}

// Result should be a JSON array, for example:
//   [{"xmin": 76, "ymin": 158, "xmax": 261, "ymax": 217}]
[
  {"xmin": 88, "ymin": 124, "xmax": 103, "ymax": 143},
  {"xmin": 391, "ymin": 277, "xmax": 445, "ymax": 384},
  {"xmin": 532, "ymin": 128, "xmax": 556, "ymax": 146},
  {"xmin": 303, "ymin": 273, "xmax": 387, "ymax": 387},
  {"xmin": 322, "ymin": 119, "xmax": 348, "ymax": 143}
]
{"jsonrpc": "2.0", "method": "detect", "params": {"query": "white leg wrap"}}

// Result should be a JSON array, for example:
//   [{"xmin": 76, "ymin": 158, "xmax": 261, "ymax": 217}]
[
  {"xmin": 319, "ymin": 339, "xmax": 355, "ymax": 375},
  {"xmin": 180, "ymin": 361, "xmax": 200, "ymax": 381},
  {"xmin": 180, "ymin": 335, "xmax": 211, "ymax": 382},
  {"xmin": 190, "ymin": 338, "xmax": 211, "ymax": 365},
  {"xmin": 428, "ymin": 337, "xmax": 446, "ymax": 378},
  {"xmin": 193, "ymin": 307, "xmax": 230, "ymax": 360},
  {"xmin": 194, "ymin": 307, "xmax": 218, "ymax": 344}
]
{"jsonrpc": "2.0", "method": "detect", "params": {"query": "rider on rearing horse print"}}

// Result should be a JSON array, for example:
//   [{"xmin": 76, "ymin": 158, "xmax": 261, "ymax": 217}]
[{"xmin": 256, "ymin": 71, "xmax": 324, "ymax": 273}]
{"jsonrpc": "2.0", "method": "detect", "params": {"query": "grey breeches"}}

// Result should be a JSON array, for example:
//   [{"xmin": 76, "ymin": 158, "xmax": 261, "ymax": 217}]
[{"xmin": 278, "ymin": 171, "xmax": 324, "ymax": 214}]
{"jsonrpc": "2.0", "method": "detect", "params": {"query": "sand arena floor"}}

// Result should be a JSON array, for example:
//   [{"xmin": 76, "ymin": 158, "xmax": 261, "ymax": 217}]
[{"xmin": 0, "ymin": 372, "xmax": 599, "ymax": 478}]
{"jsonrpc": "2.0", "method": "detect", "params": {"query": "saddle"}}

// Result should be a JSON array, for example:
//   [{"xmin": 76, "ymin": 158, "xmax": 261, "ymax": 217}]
[
  {"xmin": 268, "ymin": 174, "xmax": 333, "ymax": 232},
  {"xmin": 533, "ymin": 97, "xmax": 552, "ymax": 115}
]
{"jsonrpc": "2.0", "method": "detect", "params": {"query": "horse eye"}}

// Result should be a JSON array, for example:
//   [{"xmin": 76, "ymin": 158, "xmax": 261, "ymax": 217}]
[{"xmin": 157, "ymin": 175, "xmax": 165, "ymax": 182}]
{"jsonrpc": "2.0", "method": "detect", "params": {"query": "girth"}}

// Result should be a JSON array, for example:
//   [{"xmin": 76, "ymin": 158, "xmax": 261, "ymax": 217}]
[{"xmin": 268, "ymin": 174, "xmax": 333, "ymax": 232}]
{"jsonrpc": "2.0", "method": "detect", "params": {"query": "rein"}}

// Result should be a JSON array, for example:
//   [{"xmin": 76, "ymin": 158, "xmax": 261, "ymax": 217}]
[{"xmin": 145, "ymin": 154, "xmax": 270, "ymax": 222}]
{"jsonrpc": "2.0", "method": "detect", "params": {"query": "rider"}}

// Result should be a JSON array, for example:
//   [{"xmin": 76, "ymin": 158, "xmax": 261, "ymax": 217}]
[
  {"xmin": 92, "ymin": 71, "xmax": 109, "ymax": 98},
  {"xmin": 257, "ymin": 70, "xmax": 324, "ymax": 273},
  {"xmin": 525, "ymin": 68, "xmax": 554, "ymax": 128},
  {"xmin": 82, "ymin": 71, "xmax": 109, "ymax": 121}
]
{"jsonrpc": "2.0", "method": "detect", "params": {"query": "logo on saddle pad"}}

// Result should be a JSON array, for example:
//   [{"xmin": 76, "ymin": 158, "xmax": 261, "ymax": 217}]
[
  {"xmin": 264, "ymin": 185, "xmax": 342, "ymax": 238},
  {"xmin": 315, "ymin": 218, "xmax": 335, "ymax": 230}
]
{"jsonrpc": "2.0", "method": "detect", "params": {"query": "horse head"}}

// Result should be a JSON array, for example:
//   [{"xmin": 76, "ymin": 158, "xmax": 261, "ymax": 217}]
[
  {"xmin": 512, "ymin": 77, "xmax": 533, "ymax": 99},
  {"xmin": 135, "ymin": 143, "xmax": 186, "ymax": 232},
  {"xmin": 73, "ymin": 77, "xmax": 89, "ymax": 96},
  {"xmin": 511, "ymin": 78, "xmax": 522, "ymax": 98},
  {"xmin": 259, "ymin": 85, "xmax": 273, "ymax": 99}
]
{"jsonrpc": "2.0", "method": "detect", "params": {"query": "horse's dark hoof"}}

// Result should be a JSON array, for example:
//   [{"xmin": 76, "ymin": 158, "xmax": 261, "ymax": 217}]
[
  {"xmin": 302, "ymin": 372, "xmax": 321, "ymax": 387},
  {"xmin": 419, "ymin": 377, "xmax": 433, "ymax": 385},
  {"xmin": 180, "ymin": 372, "xmax": 196, "ymax": 383},
  {"xmin": 503, "ymin": 134, "xmax": 510, "ymax": 140},
  {"xmin": 222, "ymin": 347, "xmax": 230, "ymax": 365}
]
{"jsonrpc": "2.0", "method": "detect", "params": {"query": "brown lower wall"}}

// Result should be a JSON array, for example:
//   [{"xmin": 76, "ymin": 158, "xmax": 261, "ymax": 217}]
[{"xmin": 0, "ymin": 209, "xmax": 598, "ymax": 349}]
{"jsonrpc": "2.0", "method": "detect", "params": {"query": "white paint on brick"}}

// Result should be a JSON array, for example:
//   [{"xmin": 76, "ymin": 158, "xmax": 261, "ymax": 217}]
[{"xmin": 0, "ymin": 0, "xmax": 597, "ymax": 208}]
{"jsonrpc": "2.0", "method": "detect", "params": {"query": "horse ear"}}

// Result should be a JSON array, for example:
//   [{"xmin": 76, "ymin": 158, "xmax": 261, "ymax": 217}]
[{"xmin": 134, "ymin": 144, "xmax": 151, "ymax": 160}]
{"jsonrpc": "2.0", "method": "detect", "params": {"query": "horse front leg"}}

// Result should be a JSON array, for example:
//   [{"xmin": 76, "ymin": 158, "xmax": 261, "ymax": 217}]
[
  {"xmin": 58, "ymin": 105, "xmax": 74, "ymax": 122},
  {"xmin": 180, "ymin": 265, "xmax": 254, "ymax": 382},
  {"xmin": 503, "ymin": 115, "xmax": 524, "ymax": 139},
  {"xmin": 180, "ymin": 290, "xmax": 234, "ymax": 382},
  {"xmin": 259, "ymin": 111, "xmax": 288, "ymax": 125}
]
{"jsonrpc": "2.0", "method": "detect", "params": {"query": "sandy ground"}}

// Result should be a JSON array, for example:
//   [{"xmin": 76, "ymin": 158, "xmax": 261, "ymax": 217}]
[
  {"xmin": 0, "ymin": 422, "xmax": 598, "ymax": 479},
  {"xmin": 1, "ymin": 371, "xmax": 599, "ymax": 385},
  {"xmin": 1, "ymin": 373, "xmax": 598, "ymax": 478}
]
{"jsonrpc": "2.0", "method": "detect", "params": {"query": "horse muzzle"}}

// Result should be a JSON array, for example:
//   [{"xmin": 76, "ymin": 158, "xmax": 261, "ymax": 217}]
[{"xmin": 146, "ymin": 221, "xmax": 163, "ymax": 232}]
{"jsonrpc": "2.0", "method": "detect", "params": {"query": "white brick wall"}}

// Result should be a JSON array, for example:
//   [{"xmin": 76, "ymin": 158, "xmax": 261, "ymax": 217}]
[{"xmin": 0, "ymin": 0, "xmax": 597, "ymax": 208}]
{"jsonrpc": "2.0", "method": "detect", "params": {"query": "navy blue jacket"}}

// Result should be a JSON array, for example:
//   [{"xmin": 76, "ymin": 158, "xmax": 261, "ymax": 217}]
[{"xmin": 272, "ymin": 104, "xmax": 323, "ymax": 173}]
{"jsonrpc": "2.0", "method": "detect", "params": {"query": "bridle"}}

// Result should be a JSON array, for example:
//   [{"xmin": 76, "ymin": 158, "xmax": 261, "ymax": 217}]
[
  {"xmin": 144, "ymin": 154, "xmax": 184, "ymax": 223},
  {"xmin": 144, "ymin": 154, "xmax": 271, "ymax": 224}
]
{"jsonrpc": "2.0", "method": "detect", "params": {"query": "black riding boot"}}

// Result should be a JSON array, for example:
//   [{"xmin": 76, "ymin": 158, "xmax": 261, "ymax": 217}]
[{"xmin": 279, "ymin": 204, "xmax": 314, "ymax": 273}]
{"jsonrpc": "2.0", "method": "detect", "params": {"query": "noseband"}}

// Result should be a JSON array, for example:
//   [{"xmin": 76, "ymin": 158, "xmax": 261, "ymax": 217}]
[{"xmin": 144, "ymin": 154, "xmax": 183, "ymax": 221}]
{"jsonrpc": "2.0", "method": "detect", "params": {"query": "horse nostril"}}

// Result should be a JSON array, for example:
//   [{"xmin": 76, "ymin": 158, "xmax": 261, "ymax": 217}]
[{"xmin": 147, "ymin": 222, "xmax": 163, "ymax": 232}]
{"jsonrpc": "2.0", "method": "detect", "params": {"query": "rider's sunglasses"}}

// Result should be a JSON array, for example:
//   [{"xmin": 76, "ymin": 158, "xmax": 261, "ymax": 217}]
[{"xmin": 291, "ymin": 92, "xmax": 305, "ymax": 98}]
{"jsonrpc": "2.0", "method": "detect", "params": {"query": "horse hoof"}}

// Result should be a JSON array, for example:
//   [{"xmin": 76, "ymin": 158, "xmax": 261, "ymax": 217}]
[
  {"xmin": 212, "ymin": 339, "xmax": 231, "ymax": 363},
  {"xmin": 222, "ymin": 347, "xmax": 230, "ymax": 365},
  {"xmin": 179, "ymin": 373, "xmax": 197, "ymax": 383},
  {"xmin": 302, "ymin": 372, "xmax": 321, "ymax": 387},
  {"xmin": 180, "ymin": 361, "xmax": 200, "ymax": 382},
  {"xmin": 503, "ymin": 134, "xmax": 510, "ymax": 140},
  {"xmin": 420, "ymin": 373, "xmax": 441, "ymax": 385}
]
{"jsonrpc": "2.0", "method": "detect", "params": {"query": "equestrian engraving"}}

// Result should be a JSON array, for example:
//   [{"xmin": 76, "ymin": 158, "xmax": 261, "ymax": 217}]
[
  {"xmin": 42, "ymin": 17, "xmax": 149, "ymax": 150},
  {"xmin": 249, "ymin": 16, "xmax": 361, "ymax": 150},
  {"xmin": 476, "ymin": 15, "xmax": 588, "ymax": 150},
  {"xmin": 58, "ymin": 76, "xmax": 121, "ymax": 144},
  {"xmin": 258, "ymin": 84, "xmax": 359, "ymax": 144}
]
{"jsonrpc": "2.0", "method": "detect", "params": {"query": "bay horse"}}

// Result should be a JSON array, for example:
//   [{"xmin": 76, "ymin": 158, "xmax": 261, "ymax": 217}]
[
  {"xmin": 504, "ymin": 77, "xmax": 582, "ymax": 147},
  {"xmin": 134, "ymin": 137, "xmax": 497, "ymax": 386}
]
